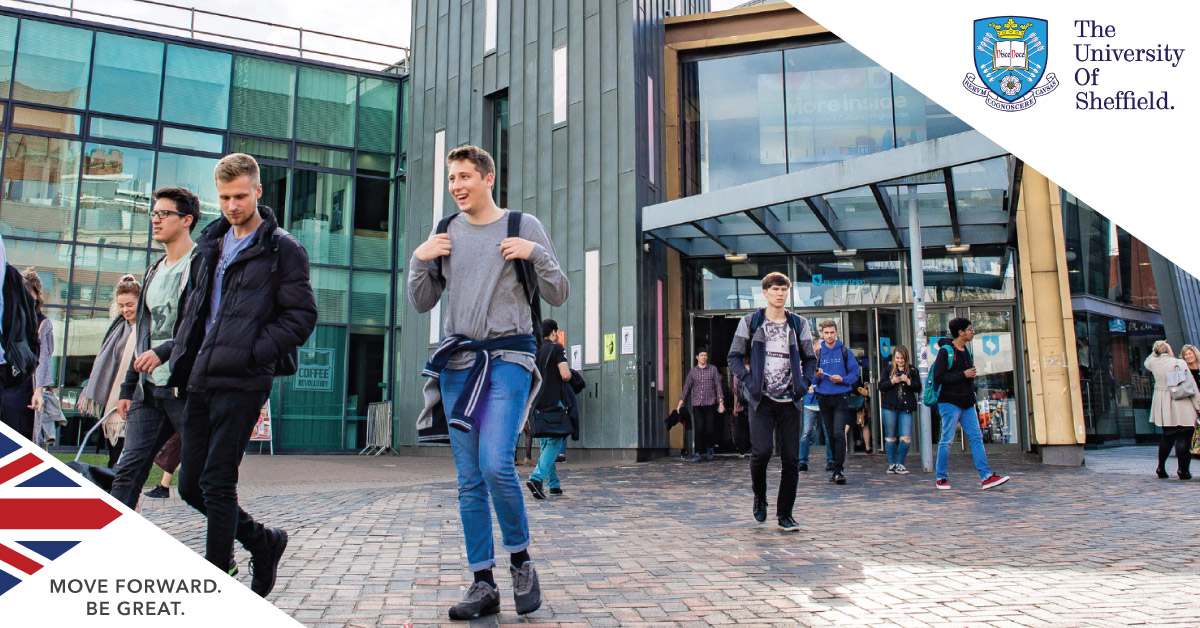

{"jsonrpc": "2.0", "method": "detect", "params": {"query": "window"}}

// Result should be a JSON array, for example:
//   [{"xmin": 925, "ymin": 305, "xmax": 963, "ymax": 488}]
[
  {"xmin": 0, "ymin": 133, "xmax": 81, "ymax": 241},
  {"xmin": 484, "ymin": 0, "xmax": 498, "ymax": 53},
  {"xmin": 155, "ymin": 152, "xmax": 220, "ymax": 230},
  {"xmin": 350, "ymin": 271, "xmax": 390, "ymax": 326},
  {"xmin": 487, "ymin": 93, "xmax": 509, "ymax": 207},
  {"xmin": 0, "ymin": 16, "xmax": 16, "ymax": 99},
  {"xmin": 89, "ymin": 117, "xmax": 155, "ymax": 145},
  {"xmin": 353, "ymin": 177, "xmax": 392, "ymax": 269},
  {"xmin": 162, "ymin": 45, "xmax": 232, "ymax": 129},
  {"xmin": 77, "ymin": 143, "xmax": 156, "ymax": 247},
  {"xmin": 553, "ymin": 46, "xmax": 567, "ymax": 124},
  {"xmin": 13, "ymin": 21, "xmax": 92, "ymax": 109},
  {"xmin": 231, "ymin": 56, "xmax": 295, "ymax": 139},
  {"xmin": 296, "ymin": 67, "xmax": 356, "ymax": 148},
  {"xmin": 290, "ymin": 170, "xmax": 352, "ymax": 266},
  {"xmin": 358, "ymin": 77, "xmax": 398, "ymax": 153},
  {"xmin": 68, "ymin": 246, "xmax": 150, "ymax": 309},
  {"xmin": 161, "ymin": 127, "xmax": 224, "ymax": 154},
  {"xmin": 90, "ymin": 33, "xmax": 164, "ymax": 120}
]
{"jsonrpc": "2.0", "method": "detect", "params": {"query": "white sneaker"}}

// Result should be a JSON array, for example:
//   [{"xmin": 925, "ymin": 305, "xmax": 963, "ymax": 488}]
[{"xmin": 894, "ymin": 464, "xmax": 910, "ymax": 475}]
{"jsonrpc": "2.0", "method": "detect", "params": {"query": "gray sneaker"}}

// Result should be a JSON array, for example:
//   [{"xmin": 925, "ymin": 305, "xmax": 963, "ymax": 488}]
[
  {"xmin": 510, "ymin": 561, "xmax": 542, "ymax": 615},
  {"xmin": 448, "ymin": 581, "xmax": 500, "ymax": 620}
]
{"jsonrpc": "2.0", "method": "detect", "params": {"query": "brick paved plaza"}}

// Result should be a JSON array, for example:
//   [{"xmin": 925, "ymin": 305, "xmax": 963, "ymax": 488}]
[{"xmin": 142, "ymin": 448, "xmax": 1200, "ymax": 627}]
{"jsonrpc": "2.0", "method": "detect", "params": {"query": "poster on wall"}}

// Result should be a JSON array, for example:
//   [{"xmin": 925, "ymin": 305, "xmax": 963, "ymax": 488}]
[
  {"xmin": 971, "ymin": 333, "xmax": 1013, "ymax": 375},
  {"xmin": 294, "ymin": 348, "xmax": 335, "ymax": 391}
]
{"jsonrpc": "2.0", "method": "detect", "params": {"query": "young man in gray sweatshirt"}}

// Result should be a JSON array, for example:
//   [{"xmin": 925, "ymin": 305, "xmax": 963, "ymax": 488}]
[{"xmin": 407, "ymin": 145, "xmax": 569, "ymax": 621}]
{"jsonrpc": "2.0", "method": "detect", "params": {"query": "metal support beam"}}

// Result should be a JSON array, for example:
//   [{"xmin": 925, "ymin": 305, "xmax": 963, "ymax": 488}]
[
  {"xmin": 870, "ymin": 183, "xmax": 905, "ymax": 248},
  {"xmin": 908, "ymin": 184, "xmax": 934, "ymax": 474},
  {"xmin": 943, "ymin": 167, "xmax": 962, "ymax": 246},
  {"xmin": 804, "ymin": 196, "xmax": 847, "ymax": 251},
  {"xmin": 743, "ymin": 208, "xmax": 791, "ymax": 253},
  {"xmin": 692, "ymin": 218, "xmax": 736, "ymax": 254}
]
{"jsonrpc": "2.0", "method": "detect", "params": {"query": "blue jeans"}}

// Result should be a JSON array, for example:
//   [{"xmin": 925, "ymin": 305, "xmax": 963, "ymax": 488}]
[
  {"xmin": 798, "ymin": 407, "xmax": 832, "ymax": 465},
  {"xmin": 442, "ymin": 361, "xmax": 532, "ymax": 572},
  {"xmin": 935, "ymin": 403, "xmax": 991, "ymax": 482},
  {"xmin": 531, "ymin": 436, "xmax": 566, "ymax": 489},
  {"xmin": 881, "ymin": 408, "xmax": 913, "ymax": 466}
]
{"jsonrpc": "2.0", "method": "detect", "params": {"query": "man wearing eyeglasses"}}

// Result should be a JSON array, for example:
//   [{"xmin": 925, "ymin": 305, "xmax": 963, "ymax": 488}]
[{"xmin": 111, "ymin": 188, "xmax": 201, "ymax": 511}]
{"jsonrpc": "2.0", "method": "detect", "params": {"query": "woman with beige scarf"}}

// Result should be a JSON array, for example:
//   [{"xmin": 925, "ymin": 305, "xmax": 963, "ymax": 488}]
[
  {"xmin": 77, "ymin": 275, "xmax": 141, "ymax": 468},
  {"xmin": 1144, "ymin": 340, "xmax": 1200, "ymax": 480}
]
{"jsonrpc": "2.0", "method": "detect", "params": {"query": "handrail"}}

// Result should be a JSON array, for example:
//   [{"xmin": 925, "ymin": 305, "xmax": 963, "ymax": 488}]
[{"xmin": 0, "ymin": 0, "xmax": 409, "ymax": 72}]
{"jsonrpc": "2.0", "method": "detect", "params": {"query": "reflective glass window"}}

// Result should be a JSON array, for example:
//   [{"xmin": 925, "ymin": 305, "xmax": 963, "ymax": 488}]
[
  {"xmin": 161, "ymin": 127, "xmax": 224, "ymax": 154},
  {"xmin": 296, "ymin": 67, "xmax": 356, "ymax": 147},
  {"xmin": 400, "ymin": 78, "xmax": 409, "ymax": 155},
  {"xmin": 161, "ymin": 45, "xmax": 231, "ymax": 129},
  {"xmin": 90, "ymin": 33, "xmax": 163, "ymax": 120},
  {"xmin": 77, "ymin": 143, "xmax": 156, "ymax": 247},
  {"xmin": 357, "ymin": 77, "xmax": 398, "ymax": 153},
  {"xmin": 0, "ymin": 16, "xmax": 17, "ymax": 99},
  {"xmin": 156, "ymin": 152, "xmax": 220, "ymax": 230},
  {"xmin": 290, "ymin": 170, "xmax": 351, "ymax": 266},
  {"xmin": 274, "ymin": 325, "xmax": 346, "ymax": 450},
  {"xmin": 350, "ymin": 271, "xmax": 390, "ymax": 326},
  {"xmin": 12, "ymin": 106, "xmax": 81, "ymax": 135},
  {"xmin": 296, "ymin": 145, "xmax": 351, "ymax": 171},
  {"xmin": 231, "ymin": 136, "xmax": 288, "ymax": 162},
  {"xmin": 310, "ymin": 267, "xmax": 349, "ymax": 323},
  {"xmin": 259, "ymin": 164, "xmax": 289, "ymax": 219},
  {"xmin": 61, "ymin": 310, "xmax": 118, "ymax": 397},
  {"xmin": 231, "ymin": 56, "xmax": 295, "ymax": 139},
  {"xmin": 69, "ymin": 246, "xmax": 150, "ymax": 309},
  {"xmin": 1, "ymin": 238, "xmax": 71, "ymax": 305},
  {"xmin": 356, "ymin": 152, "xmax": 393, "ymax": 178},
  {"xmin": 89, "ymin": 117, "xmax": 155, "ymax": 144},
  {"xmin": 353, "ymin": 177, "xmax": 391, "ymax": 269},
  {"xmin": 0, "ymin": 133, "xmax": 81, "ymax": 241},
  {"xmin": 919, "ymin": 247, "xmax": 1016, "ymax": 302},
  {"xmin": 13, "ymin": 21, "xmax": 92, "ymax": 109},
  {"xmin": 792, "ymin": 253, "xmax": 904, "ymax": 307},
  {"xmin": 892, "ymin": 75, "xmax": 971, "ymax": 144},
  {"xmin": 694, "ymin": 51, "xmax": 786, "ymax": 192},
  {"xmin": 784, "ymin": 43, "xmax": 894, "ymax": 171},
  {"xmin": 692, "ymin": 256, "xmax": 789, "ymax": 310}
]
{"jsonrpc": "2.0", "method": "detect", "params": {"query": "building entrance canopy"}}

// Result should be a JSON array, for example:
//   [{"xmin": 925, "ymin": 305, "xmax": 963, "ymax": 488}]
[{"xmin": 644, "ymin": 131, "xmax": 1018, "ymax": 256}]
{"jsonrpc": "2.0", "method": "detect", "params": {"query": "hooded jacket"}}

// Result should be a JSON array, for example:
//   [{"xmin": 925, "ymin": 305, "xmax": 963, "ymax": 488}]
[
  {"xmin": 119, "ymin": 250, "xmax": 195, "ymax": 403},
  {"xmin": 727, "ymin": 309, "xmax": 817, "ymax": 411},
  {"xmin": 168, "ymin": 206, "xmax": 317, "ymax": 393}
]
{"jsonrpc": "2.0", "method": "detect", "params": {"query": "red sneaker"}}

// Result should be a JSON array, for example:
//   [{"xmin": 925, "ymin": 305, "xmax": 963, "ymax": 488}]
[
  {"xmin": 980, "ymin": 474, "xmax": 1010, "ymax": 490},
  {"xmin": 935, "ymin": 479, "xmax": 951, "ymax": 490}
]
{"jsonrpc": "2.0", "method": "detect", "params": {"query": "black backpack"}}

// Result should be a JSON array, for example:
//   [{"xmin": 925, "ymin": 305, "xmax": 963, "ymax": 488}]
[
  {"xmin": 746, "ymin": 308, "xmax": 808, "ymax": 349},
  {"xmin": 433, "ymin": 211, "xmax": 542, "ymax": 338}
]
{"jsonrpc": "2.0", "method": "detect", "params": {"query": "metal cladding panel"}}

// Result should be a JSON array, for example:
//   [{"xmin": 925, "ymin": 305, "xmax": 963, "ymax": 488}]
[{"xmin": 401, "ymin": 0, "xmax": 671, "ymax": 451}]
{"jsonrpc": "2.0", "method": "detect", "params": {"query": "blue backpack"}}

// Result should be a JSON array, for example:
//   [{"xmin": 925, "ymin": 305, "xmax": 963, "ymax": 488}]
[{"xmin": 922, "ymin": 344, "xmax": 971, "ymax": 407}]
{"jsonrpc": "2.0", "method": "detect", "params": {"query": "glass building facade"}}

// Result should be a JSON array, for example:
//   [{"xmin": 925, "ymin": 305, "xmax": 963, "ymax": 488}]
[{"xmin": 0, "ymin": 11, "xmax": 408, "ymax": 452}]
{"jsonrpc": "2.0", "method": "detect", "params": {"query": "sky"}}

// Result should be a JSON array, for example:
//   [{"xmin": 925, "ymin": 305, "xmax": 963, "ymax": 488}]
[{"xmin": 0, "ymin": 0, "xmax": 761, "ymax": 69}]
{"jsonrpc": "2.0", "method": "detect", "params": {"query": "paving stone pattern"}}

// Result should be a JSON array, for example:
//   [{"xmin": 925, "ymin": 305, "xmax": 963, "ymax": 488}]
[{"xmin": 143, "ymin": 451, "xmax": 1200, "ymax": 627}]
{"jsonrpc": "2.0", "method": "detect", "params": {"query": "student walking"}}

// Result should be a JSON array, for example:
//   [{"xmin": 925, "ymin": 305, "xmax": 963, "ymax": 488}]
[
  {"xmin": 168, "ymin": 154, "xmax": 317, "ymax": 597},
  {"xmin": 932, "ymin": 317, "xmax": 1009, "ymax": 490},
  {"xmin": 110, "ymin": 187, "xmax": 200, "ymax": 511},
  {"xmin": 527, "ymin": 319, "xmax": 572, "ymax": 499},
  {"xmin": 813, "ymin": 320, "xmax": 859, "ymax": 485},
  {"xmin": 677, "ymin": 348, "xmax": 725, "ymax": 462},
  {"xmin": 877, "ymin": 345, "xmax": 920, "ymax": 474},
  {"xmin": 798, "ymin": 339, "xmax": 832, "ymax": 472},
  {"xmin": 1, "ymin": 238, "xmax": 43, "ymax": 442},
  {"xmin": 728, "ymin": 272, "xmax": 817, "ymax": 532},
  {"xmin": 77, "ymin": 275, "xmax": 141, "ymax": 467},
  {"xmin": 1144, "ymin": 340, "xmax": 1199, "ymax": 480},
  {"xmin": 408, "ymin": 145, "xmax": 568, "ymax": 620}
]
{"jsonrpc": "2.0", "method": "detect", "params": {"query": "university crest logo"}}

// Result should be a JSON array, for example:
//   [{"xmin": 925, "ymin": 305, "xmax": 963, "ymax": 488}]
[{"xmin": 963, "ymin": 17, "xmax": 1059, "ymax": 111}]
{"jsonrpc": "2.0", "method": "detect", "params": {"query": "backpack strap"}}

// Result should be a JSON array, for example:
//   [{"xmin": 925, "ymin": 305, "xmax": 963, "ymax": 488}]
[
  {"xmin": 431, "ymin": 213, "xmax": 459, "ymax": 282},
  {"xmin": 748, "ymin": 308, "xmax": 766, "ymax": 338},
  {"xmin": 508, "ymin": 211, "xmax": 543, "ymax": 339}
]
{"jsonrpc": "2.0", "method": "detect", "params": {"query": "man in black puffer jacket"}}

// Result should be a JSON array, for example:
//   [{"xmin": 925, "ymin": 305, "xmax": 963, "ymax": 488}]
[{"xmin": 168, "ymin": 153, "xmax": 317, "ymax": 598}]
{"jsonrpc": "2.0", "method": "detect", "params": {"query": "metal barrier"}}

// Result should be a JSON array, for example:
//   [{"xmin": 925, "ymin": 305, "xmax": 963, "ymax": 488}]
[
  {"xmin": 0, "ymin": 0, "xmax": 409, "ymax": 72},
  {"xmin": 359, "ymin": 401, "xmax": 398, "ymax": 456}
]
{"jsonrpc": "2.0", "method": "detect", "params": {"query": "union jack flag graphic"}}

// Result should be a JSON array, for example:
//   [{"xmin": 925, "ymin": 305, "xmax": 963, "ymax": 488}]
[{"xmin": 0, "ymin": 428, "xmax": 122, "ymax": 596}]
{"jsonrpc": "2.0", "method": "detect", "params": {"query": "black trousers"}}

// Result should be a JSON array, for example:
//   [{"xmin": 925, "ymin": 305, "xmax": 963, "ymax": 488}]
[
  {"xmin": 179, "ymin": 389, "xmax": 271, "ymax": 570},
  {"xmin": 749, "ymin": 398, "xmax": 800, "ymax": 518},
  {"xmin": 110, "ymin": 382, "xmax": 186, "ymax": 510},
  {"xmin": 0, "ymin": 376, "xmax": 35, "ymax": 441},
  {"xmin": 818, "ymin": 393, "xmax": 850, "ymax": 473},
  {"xmin": 1157, "ymin": 425, "xmax": 1194, "ymax": 475},
  {"xmin": 692, "ymin": 403, "xmax": 719, "ymax": 454}
]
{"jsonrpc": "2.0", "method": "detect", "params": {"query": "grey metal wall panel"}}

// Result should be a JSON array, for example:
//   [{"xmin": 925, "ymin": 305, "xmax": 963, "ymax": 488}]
[{"xmin": 402, "ymin": 0, "xmax": 692, "ymax": 453}]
